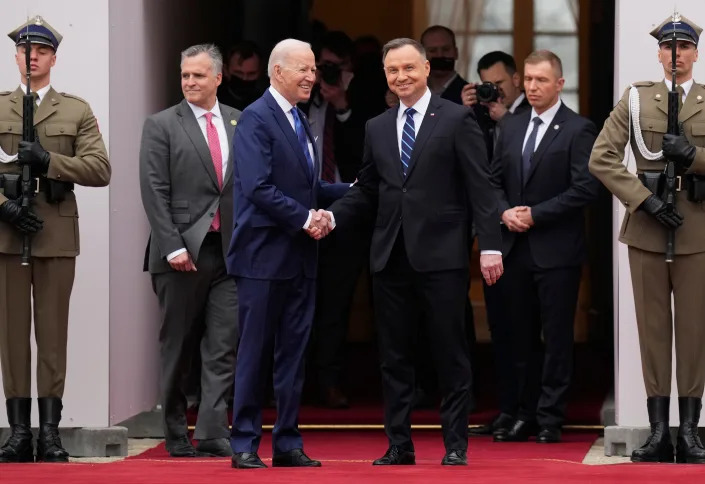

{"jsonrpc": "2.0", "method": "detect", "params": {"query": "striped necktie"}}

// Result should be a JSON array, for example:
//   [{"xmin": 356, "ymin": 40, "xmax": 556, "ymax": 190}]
[{"xmin": 400, "ymin": 107, "xmax": 416, "ymax": 176}]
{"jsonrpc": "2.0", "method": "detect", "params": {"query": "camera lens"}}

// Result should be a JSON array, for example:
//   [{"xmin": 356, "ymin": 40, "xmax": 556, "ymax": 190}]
[{"xmin": 476, "ymin": 82, "xmax": 500, "ymax": 103}]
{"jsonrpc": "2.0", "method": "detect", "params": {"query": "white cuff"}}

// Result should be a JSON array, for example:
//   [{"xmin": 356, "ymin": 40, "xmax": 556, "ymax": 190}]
[
  {"xmin": 303, "ymin": 211, "xmax": 313, "ymax": 230},
  {"xmin": 166, "ymin": 248, "xmax": 187, "ymax": 261},
  {"xmin": 480, "ymin": 250, "xmax": 502, "ymax": 256},
  {"xmin": 327, "ymin": 211, "xmax": 336, "ymax": 229}
]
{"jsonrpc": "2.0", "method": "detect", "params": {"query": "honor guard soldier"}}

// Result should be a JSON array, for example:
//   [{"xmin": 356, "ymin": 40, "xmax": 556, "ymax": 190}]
[
  {"xmin": 590, "ymin": 13, "xmax": 705, "ymax": 464},
  {"xmin": 0, "ymin": 16, "xmax": 110, "ymax": 463}
]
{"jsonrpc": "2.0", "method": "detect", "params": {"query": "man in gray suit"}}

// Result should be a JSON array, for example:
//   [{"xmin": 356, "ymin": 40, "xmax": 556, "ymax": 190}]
[{"xmin": 139, "ymin": 43, "xmax": 240, "ymax": 457}]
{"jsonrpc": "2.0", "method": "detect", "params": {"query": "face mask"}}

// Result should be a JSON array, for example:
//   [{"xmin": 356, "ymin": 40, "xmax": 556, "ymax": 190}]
[
  {"xmin": 229, "ymin": 76, "xmax": 259, "ymax": 92},
  {"xmin": 429, "ymin": 57, "xmax": 455, "ymax": 72}
]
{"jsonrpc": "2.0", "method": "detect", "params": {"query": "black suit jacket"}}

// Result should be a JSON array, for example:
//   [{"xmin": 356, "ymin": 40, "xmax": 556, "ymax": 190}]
[
  {"xmin": 490, "ymin": 102, "xmax": 599, "ymax": 269},
  {"xmin": 330, "ymin": 94, "xmax": 502, "ymax": 273}
]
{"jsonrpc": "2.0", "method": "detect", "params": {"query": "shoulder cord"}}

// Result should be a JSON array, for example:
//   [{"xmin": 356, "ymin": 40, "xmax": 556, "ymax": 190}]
[{"xmin": 627, "ymin": 86, "xmax": 664, "ymax": 166}]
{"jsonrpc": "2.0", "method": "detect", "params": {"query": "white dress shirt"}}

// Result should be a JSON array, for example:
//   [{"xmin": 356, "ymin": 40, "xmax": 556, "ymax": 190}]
[
  {"xmin": 508, "ymin": 92, "xmax": 526, "ymax": 114},
  {"xmin": 664, "ymin": 77, "xmax": 694, "ymax": 102},
  {"xmin": 522, "ymin": 98, "xmax": 563, "ymax": 153},
  {"xmin": 166, "ymin": 100, "xmax": 229, "ymax": 262},
  {"xmin": 19, "ymin": 82, "xmax": 51, "ymax": 106}
]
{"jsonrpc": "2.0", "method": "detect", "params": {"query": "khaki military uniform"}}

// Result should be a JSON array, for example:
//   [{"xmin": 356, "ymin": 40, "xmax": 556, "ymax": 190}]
[
  {"xmin": 589, "ymin": 80, "xmax": 705, "ymax": 397},
  {"xmin": 0, "ymin": 86, "xmax": 110, "ymax": 398}
]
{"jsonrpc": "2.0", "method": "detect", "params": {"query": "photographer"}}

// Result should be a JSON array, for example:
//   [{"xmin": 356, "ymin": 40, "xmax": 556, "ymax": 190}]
[{"xmin": 462, "ymin": 51, "xmax": 529, "ymax": 123}]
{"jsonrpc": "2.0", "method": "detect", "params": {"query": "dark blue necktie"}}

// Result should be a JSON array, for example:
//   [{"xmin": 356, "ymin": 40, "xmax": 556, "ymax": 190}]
[
  {"xmin": 400, "ymin": 107, "xmax": 416, "ymax": 176},
  {"xmin": 522, "ymin": 117, "xmax": 543, "ymax": 183},
  {"xmin": 290, "ymin": 107, "xmax": 314, "ymax": 175}
]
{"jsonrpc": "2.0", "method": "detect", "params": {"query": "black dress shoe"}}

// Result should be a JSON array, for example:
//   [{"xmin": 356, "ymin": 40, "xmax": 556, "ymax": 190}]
[
  {"xmin": 469, "ymin": 413, "xmax": 515, "ymax": 436},
  {"xmin": 373, "ymin": 445, "xmax": 416, "ymax": 465},
  {"xmin": 272, "ymin": 448, "xmax": 321, "ymax": 467},
  {"xmin": 493, "ymin": 420, "xmax": 538, "ymax": 442},
  {"xmin": 441, "ymin": 449, "xmax": 467, "ymax": 465},
  {"xmin": 196, "ymin": 438, "xmax": 233, "ymax": 457},
  {"xmin": 232, "ymin": 452, "xmax": 267, "ymax": 469},
  {"xmin": 536, "ymin": 427, "xmax": 562, "ymax": 443},
  {"xmin": 166, "ymin": 435, "xmax": 210, "ymax": 457}
]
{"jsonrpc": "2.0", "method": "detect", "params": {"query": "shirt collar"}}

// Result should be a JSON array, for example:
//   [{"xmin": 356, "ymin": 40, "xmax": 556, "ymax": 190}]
[
  {"xmin": 442, "ymin": 72, "xmax": 458, "ymax": 91},
  {"xmin": 398, "ymin": 87, "xmax": 432, "ymax": 120},
  {"xmin": 269, "ymin": 85, "xmax": 296, "ymax": 114},
  {"xmin": 529, "ymin": 98, "xmax": 562, "ymax": 127},
  {"xmin": 187, "ymin": 99, "xmax": 222, "ymax": 120},
  {"xmin": 509, "ymin": 92, "xmax": 526, "ymax": 113},
  {"xmin": 664, "ymin": 78, "xmax": 694, "ymax": 98},
  {"xmin": 19, "ymin": 83, "xmax": 51, "ymax": 105}
]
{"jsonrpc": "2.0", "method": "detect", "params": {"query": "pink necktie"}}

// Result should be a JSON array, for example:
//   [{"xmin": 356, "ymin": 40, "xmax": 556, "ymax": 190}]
[{"xmin": 205, "ymin": 112, "xmax": 223, "ymax": 231}]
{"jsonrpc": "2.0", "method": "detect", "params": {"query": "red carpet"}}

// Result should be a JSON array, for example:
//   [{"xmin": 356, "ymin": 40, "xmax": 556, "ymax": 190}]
[{"xmin": 3, "ymin": 431, "xmax": 705, "ymax": 483}]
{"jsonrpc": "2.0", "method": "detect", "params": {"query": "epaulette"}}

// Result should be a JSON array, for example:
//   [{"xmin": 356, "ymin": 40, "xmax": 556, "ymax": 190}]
[
  {"xmin": 0, "ymin": 91, "xmax": 11, "ymax": 96},
  {"xmin": 60, "ymin": 92, "xmax": 88, "ymax": 104},
  {"xmin": 631, "ymin": 81, "xmax": 655, "ymax": 88}
]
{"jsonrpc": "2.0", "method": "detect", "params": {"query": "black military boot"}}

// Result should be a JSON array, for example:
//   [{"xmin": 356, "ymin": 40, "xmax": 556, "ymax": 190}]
[
  {"xmin": 631, "ymin": 396, "xmax": 674, "ymax": 463},
  {"xmin": 0, "ymin": 398, "xmax": 34, "ymax": 463},
  {"xmin": 676, "ymin": 397, "xmax": 705, "ymax": 464},
  {"xmin": 36, "ymin": 397, "xmax": 69, "ymax": 463}
]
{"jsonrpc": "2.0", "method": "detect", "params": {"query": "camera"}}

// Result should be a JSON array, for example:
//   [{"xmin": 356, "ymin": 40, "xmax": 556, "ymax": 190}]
[
  {"xmin": 476, "ymin": 81, "xmax": 500, "ymax": 103},
  {"xmin": 318, "ymin": 62, "xmax": 342, "ymax": 86}
]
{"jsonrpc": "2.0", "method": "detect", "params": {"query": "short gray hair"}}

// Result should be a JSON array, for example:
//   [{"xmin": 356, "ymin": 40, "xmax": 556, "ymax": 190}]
[
  {"xmin": 382, "ymin": 38, "xmax": 426, "ymax": 62},
  {"xmin": 180, "ymin": 43, "xmax": 223, "ymax": 76},
  {"xmin": 268, "ymin": 38, "xmax": 312, "ymax": 77}
]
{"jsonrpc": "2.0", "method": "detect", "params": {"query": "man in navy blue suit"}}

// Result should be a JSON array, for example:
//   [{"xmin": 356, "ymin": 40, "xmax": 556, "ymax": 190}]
[{"xmin": 226, "ymin": 38, "xmax": 349, "ymax": 469}]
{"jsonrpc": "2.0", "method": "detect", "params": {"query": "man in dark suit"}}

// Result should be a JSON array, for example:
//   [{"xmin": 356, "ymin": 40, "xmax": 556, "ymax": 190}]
[
  {"xmin": 226, "ymin": 38, "xmax": 349, "ymax": 470},
  {"xmin": 327, "ymin": 38, "xmax": 503, "ymax": 466},
  {"xmin": 139, "ymin": 44, "xmax": 240, "ymax": 458},
  {"xmin": 490, "ymin": 50, "xmax": 599, "ymax": 444}
]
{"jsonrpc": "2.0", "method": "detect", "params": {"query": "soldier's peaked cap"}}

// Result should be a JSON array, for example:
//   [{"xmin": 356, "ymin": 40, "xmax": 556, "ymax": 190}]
[
  {"xmin": 7, "ymin": 15, "xmax": 62, "ymax": 51},
  {"xmin": 650, "ymin": 13, "xmax": 702, "ymax": 46}
]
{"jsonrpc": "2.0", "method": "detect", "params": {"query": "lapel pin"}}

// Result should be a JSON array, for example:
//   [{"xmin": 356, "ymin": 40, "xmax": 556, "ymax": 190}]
[
  {"xmin": 554, "ymin": 124, "xmax": 559, "ymax": 130},
  {"xmin": 430, "ymin": 112, "xmax": 435, "ymax": 116},
  {"xmin": 230, "ymin": 119, "xmax": 237, "ymax": 126}
]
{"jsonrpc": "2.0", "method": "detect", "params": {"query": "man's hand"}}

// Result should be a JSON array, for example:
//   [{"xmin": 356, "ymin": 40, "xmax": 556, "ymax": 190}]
[
  {"xmin": 169, "ymin": 252, "xmax": 197, "ymax": 272},
  {"xmin": 515, "ymin": 206, "xmax": 534, "ymax": 228},
  {"xmin": 662, "ymin": 132, "xmax": 696, "ymax": 169},
  {"xmin": 501, "ymin": 206, "xmax": 531, "ymax": 232},
  {"xmin": 320, "ymin": 81, "xmax": 348, "ymax": 112},
  {"xmin": 639, "ymin": 194, "xmax": 684, "ymax": 229},
  {"xmin": 483, "ymin": 100, "xmax": 508, "ymax": 122},
  {"xmin": 0, "ymin": 199, "xmax": 43, "ymax": 234},
  {"xmin": 18, "ymin": 140, "xmax": 51, "ymax": 174},
  {"xmin": 461, "ymin": 83, "xmax": 477, "ymax": 107},
  {"xmin": 480, "ymin": 254, "xmax": 503, "ymax": 286},
  {"xmin": 306, "ymin": 209, "xmax": 334, "ymax": 240}
]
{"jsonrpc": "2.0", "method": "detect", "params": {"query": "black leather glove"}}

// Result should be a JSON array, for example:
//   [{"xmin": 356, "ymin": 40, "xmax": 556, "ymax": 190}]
[
  {"xmin": 662, "ymin": 133, "xmax": 696, "ymax": 169},
  {"xmin": 0, "ymin": 199, "xmax": 43, "ymax": 234},
  {"xmin": 18, "ymin": 140, "xmax": 51, "ymax": 174},
  {"xmin": 640, "ymin": 194, "xmax": 684, "ymax": 229}
]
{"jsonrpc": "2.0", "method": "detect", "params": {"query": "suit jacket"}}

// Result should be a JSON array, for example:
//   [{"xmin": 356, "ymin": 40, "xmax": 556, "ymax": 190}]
[
  {"xmin": 139, "ymin": 99, "xmax": 241, "ymax": 274},
  {"xmin": 589, "ymin": 81, "xmax": 705, "ymax": 255},
  {"xmin": 225, "ymin": 89, "xmax": 349, "ymax": 280},
  {"xmin": 491, "ymin": 102, "xmax": 599, "ymax": 268},
  {"xmin": 0, "ymin": 87, "xmax": 110, "ymax": 257},
  {"xmin": 330, "ymin": 94, "xmax": 502, "ymax": 273}
]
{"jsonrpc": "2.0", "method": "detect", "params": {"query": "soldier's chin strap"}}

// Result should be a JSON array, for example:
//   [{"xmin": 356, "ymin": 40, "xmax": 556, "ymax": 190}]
[{"xmin": 629, "ymin": 85, "xmax": 666, "ymax": 163}]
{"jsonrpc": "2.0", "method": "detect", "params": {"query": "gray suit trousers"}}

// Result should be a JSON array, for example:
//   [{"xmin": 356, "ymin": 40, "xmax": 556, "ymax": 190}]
[{"xmin": 152, "ymin": 233, "xmax": 239, "ymax": 441}]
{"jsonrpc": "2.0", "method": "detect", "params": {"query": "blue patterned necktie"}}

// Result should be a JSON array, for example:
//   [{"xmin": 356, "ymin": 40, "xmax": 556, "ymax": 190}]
[
  {"xmin": 290, "ymin": 107, "xmax": 314, "ymax": 175},
  {"xmin": 400, "ymin": 107, "xmax": 416, "ymax": 176},
  {"xmin": 522, "ymin": 117, "xmax": 543, "ymax": 183}
]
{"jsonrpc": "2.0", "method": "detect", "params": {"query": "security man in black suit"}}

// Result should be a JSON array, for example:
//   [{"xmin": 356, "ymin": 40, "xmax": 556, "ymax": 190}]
[{"xmin": 490, "ymin": 50, "xmax": 599, "ymax": 444}]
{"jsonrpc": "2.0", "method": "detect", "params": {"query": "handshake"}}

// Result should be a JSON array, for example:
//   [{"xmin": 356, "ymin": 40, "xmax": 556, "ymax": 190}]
[{"xmin": 306, "ymin": 209, "xmax": 335, "ymax": 240}]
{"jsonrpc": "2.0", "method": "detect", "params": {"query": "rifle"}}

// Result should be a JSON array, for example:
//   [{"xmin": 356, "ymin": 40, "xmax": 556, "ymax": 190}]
[
  {"xmin": 19, "ymin": 28, "xmax": 34, "ymax": 266},
  {"xmin": 664, "ymin": 16, "xmax": 680, "ymax": 263}
]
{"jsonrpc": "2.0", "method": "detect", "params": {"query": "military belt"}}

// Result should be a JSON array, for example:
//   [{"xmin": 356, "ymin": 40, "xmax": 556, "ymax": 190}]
[{"xmin": 638, "ymin": 172, "xmax": 705, "ymax": 202}]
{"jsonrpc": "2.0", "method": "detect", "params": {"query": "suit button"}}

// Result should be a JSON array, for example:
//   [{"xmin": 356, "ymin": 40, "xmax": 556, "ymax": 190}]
[
  {"xmin": 402, "ymin": 188, "xmax": 407, "ymax": 193},
  {"xmin": 399, "ymin": 215, "xmax": 402, "ymax": 221}
]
